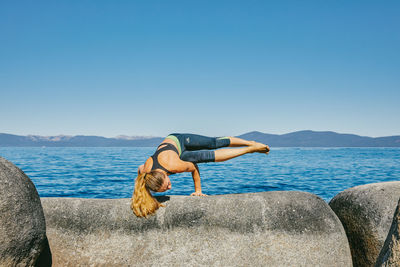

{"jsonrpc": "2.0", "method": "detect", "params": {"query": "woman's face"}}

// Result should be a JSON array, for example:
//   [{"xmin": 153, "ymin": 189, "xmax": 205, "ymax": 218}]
[{"xmin": 157, "ymin": 175, "xmax": 171, "ymax": 192}]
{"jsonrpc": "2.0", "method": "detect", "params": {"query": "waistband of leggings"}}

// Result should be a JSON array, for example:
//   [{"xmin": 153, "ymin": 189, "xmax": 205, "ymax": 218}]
[{"xmin": 165, "ymin": 134, "xmax": 181, "ymax": 156}]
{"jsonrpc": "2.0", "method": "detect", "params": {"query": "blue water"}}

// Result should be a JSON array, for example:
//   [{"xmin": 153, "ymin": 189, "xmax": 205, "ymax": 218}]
[{"xmin": 0, "ymin": 147, "xmax": 399, "ymax": 201}]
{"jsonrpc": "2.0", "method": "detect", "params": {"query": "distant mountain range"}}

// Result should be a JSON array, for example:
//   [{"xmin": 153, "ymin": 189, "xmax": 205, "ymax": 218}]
[
  {"xmin": 0, "ymin": 131, "xmax": 399, "ymax": 147},
  {"xmin": 238, "ymin": 131, "xmax": 400, "ymax": 147},
  {"xmin": 0, "ymin": 134, "xmax": 164, "ymax": 147}
]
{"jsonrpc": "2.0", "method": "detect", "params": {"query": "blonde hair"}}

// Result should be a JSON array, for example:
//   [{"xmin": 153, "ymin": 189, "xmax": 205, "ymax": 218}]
[{"xmin": 131, "ymin": 170, "xmax": 166, "ymax": 218}]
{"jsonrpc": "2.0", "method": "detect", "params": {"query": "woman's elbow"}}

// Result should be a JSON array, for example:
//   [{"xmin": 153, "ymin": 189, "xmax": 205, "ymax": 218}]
[{"xmin": 188, "ymin": 162, "xmax": 199, "ymax": 172}]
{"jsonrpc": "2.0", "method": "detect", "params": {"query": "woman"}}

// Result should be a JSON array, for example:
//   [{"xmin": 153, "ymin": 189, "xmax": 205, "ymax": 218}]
[{"xmin": 131, "ymin": 133, "xmax": 269, "ymax": 217}]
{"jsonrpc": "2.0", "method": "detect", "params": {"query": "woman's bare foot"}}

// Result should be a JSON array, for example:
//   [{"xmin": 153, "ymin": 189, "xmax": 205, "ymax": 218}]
[{"xmin": 250, "ymin": 142, "xmax": 270, "ymax": 154}]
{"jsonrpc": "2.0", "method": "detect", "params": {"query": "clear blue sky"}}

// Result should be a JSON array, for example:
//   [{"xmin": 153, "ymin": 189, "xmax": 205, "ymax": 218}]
[{"xmin": 1, "ymin": 1, "xmax": 399, "ymax": 137}]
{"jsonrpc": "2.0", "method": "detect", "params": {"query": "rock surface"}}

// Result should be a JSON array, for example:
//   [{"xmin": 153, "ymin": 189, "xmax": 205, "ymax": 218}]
[
  {"xmin": 42, "ymin": 191, "xmax": 352, "ymax": 266},
  {"xmin": 329, "ymin": 181, "xmax": 400, "ymax": 267},
  {"xmin": 0, "ymin": 157, "xmax": 50, "ymax": 267},
  {"xmin": 375, "ymin": 198, "xmax": 400, "ymax": 267}
]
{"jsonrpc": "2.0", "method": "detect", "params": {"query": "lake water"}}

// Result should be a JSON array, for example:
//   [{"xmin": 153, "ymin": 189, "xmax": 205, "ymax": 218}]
[{"xmin": 0, "ymin": 147, "xmax": 399, "ymax": 201}]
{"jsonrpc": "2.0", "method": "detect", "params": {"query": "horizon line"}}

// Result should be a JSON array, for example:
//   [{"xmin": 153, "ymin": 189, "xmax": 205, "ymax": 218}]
[{"xmin": 1, "ymin": 130, "xmax": 400, "ymax": 139}]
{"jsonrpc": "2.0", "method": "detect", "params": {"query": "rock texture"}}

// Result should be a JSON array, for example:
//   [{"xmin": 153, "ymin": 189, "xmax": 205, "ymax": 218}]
[
  {"xmin": 375, "ymin": 198, "xmax": 400, "ymax": 267},
  {"xmin": 0, "ymin": 157, "xmax": 51, "ymax": 267},
  {"xmin": 42, "ymin": 191, "xmax": 352, "ymax": 266},
  {"xmin": 329, "ymin": 181, "xmax": 400, "ymax": 267}
]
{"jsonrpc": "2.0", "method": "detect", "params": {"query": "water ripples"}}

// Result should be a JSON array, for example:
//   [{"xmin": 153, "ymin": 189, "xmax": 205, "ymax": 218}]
[{"xmin": 0, "ymin": 147, "xmax": 399, "ymax": 201}]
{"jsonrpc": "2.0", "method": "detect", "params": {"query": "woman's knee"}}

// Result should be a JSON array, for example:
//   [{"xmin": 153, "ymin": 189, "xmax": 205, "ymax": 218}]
[
  {"xmin": 180, "ymin": 151, "xmax": 215, "ymax": 163},
  {"xmin": 215, "ymin": 136, "xmax": 231, "ymax": 148}
]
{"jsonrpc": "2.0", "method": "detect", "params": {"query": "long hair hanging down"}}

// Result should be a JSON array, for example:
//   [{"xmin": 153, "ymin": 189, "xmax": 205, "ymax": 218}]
[{"xmin": 131, "ymin": 171, "xmax": 165, "ymax": 218}]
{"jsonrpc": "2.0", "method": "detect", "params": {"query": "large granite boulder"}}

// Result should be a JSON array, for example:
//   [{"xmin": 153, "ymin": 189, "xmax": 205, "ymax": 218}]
[
  {"xmin": 375, "ymin": 198, "xmax": 400, "ymax": 267},
  {"xmin": 329, "ymin": 181, "xmax": 400, "ymax": 267},
  {"xmin": 0, "ymin": 157, "xmax": 51, "ymax": 266},
  {"xmin": 42, "ymin": 191, "xmax": 352, "ymax": 266}
]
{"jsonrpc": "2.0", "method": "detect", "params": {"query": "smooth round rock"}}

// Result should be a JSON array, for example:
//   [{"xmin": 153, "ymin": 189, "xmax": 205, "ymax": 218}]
[
  {"xmin": 0, "ymin": 157, "xmax": 50, "ymax": 266},
  {"xmin": 42, "ymin": 191, "xmax": 352, "ymax": 266},
  {"xmin": 329, "ymin": 181, "xmax": 400, "ymax": 267},
  {"xmin": 375, "ymin": 198, "xmax": 400, "ymax": 267}
]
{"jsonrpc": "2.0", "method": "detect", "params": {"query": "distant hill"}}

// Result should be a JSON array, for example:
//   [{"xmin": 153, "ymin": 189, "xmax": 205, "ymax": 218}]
[
  {"xmin": 237, "ymin": 130, "xmax": 400, "ymax": 147},
  {"xmin": 0, "ymin": 131, "xmax": 399, "ymax": 147},
  {"xmin": 0, "ymin": 133, "xmax": 163, "ymax": 147}
]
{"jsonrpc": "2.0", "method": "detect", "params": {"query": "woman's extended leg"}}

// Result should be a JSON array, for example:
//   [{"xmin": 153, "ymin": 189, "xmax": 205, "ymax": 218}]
[
  {"xmin": 214, "ymin": 142, "xmax": 269, "ymax": 162},
  {"xmin": 177, "ymin": 133, "xmax": 269, "ymax": 164},
  {"xmin": 227, "ymin": 136, "xmax": 254, "ymax": 147},
  {"xmin": 177, "ymin": 134, "xmax": 231, "ymax": 151},
  {"xmin": 177, "ymin": 133, "xmax": 257, "ymax": 150}
]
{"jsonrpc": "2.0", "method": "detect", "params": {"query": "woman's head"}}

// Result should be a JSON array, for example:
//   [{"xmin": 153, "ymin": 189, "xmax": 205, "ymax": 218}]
[
  {"xmin": 157, "ymin": 174, "xmax": 171, "ymax": 192},
  {"xmin": 130, "ymin": 170, "xmax": 170, "ymax": 217}
]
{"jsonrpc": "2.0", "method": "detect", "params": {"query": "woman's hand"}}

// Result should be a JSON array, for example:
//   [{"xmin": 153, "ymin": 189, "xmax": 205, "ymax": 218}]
[
  {"xmin": 169, "ymin": 161, "xmax": 206, "ymax": 196},
  {"xmin": 190, "ymin": 191, "xmax": 207, "ymax": 196},
  {"xmin": 137, "ymin": 164, "xmax": 144, "ymax": 174}
]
